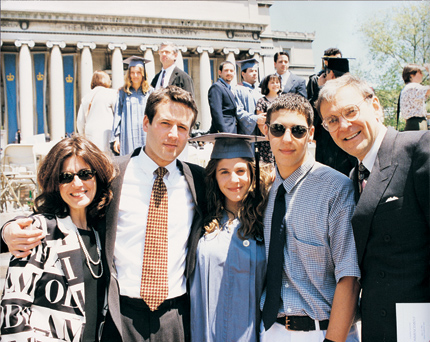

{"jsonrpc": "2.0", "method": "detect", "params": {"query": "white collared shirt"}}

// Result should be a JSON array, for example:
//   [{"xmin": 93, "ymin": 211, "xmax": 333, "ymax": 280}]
[
  {"xmin": 277, "ymin": 71, "xmax": 290, "ymax": 89},
  {"xmin": 114, "ymin": 148, "xmax": 195, "ymax": 299},
  {"xmin": 361, "ymin": 125, "xmax": 387, "ymax": 172},
  {"xmin": 155, "ymin": 64, "xmax": 176, "ymax": 89}
]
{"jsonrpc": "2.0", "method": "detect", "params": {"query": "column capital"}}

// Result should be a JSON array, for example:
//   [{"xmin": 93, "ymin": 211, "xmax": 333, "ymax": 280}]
[
  {"xmin": 46, "ymin": 41, "xmax": 66, "ymax": 49},
  {"xmin": 139, "ymin": 44, "xmax": 158, "ymax": 52},
  {"xmin": 248, "ymin": 49, "xmax": 262, "ymax": 56},
  {"xmin": 222, "ymin": 47, "xmax": 239, "ymax": 55},
  {"xmin": 197, "ymin": 46, "xmax": 214, "ymax": 54},
  {"xmin": 77, "ymin": 42, "xmax": 96, "ymax": 50},
  {"xmin": 15, "ymin": 40, "xmax": 35, "ymax": 48},
  {"xmin": 177, "ymin": 46, "xmax": 187, "ymax": 53},
  {"xmin": 108, "ymin": 43, "xmax": 127, "ymax": 51}
]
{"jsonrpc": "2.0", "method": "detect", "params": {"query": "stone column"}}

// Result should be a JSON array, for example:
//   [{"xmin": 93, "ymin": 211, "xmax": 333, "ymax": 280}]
[
  {"xmin": 108, "ymin": 43, "xmax": 127, "ymax": 90},
  {"xmin": 175, "ymin": 46, "xmax": 188, "ymax": 71},
  {"xmin": 15, "ymin": 40, "xmax": 35, "ymax": 142},
  {"xmin": 223, "ymin": 48, "xmax": 239, "ymax": 86},
  {"xmin": 197, "ymin": 46, "xmax": 214, "ymax": 132},
  {"xmin": 77, "ymin": 42, "xmax": 96, "ymax": 98},
  {"xmin": 46, "ymin": 41, "xmax": 66, "ymax": 141},
  {"xmin": 140, "ymin": 44, "xmax": 158, "ymax": 85}
]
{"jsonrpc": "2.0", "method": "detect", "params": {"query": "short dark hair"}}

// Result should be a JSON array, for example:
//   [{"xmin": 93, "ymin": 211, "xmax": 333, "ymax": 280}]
[
  {"xmin": 274, "ymin": 51, "xmax": 290, "ymax": 63},
  {"xmin": 91, "ymin": 70, "xmax": 111, "ymax": 89},
  {"xmin": 219, "ymin": 61, "xmax": 234, "ymax": 72},
  {"xmin": 260, "ymin": 74, "xmax": 282, "ymax": 96},
  {"xmin": 402, "ymin": 64, "xmax": 423, "ymax": 84},
  {"xmin": 35, "ymin": 135, "xmax": 116, "ymax": 226},
  {"xmin": 323, "ymin": 48, "xmax": 342, "ymax": 57},
  {"xmin": 266, "ymin": 93, "xmax": 314, "ymax": 127},
  {"xmin": 145, "ymin": 85, "xmax": 198, "ymax": 128}
]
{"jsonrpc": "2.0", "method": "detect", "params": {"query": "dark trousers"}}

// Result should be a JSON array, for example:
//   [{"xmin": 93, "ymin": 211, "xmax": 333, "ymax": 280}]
[{"xmin": 101, "ymin": 294, "xmax": 190, "ymax": 342}]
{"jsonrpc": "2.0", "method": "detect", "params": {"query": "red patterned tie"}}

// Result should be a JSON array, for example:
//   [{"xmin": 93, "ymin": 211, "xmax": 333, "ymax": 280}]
[{"xmin": 140, "ymin": 167, "xmax": 169, "ymax": 311}]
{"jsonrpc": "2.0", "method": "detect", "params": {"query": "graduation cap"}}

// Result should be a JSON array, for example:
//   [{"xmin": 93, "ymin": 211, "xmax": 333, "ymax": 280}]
[
  {"xmin": 326, "ymin": 57, "xmax": 349, "ymax": 73},
  {"xmin": 189, "ymin": 133, "xmax": 266, "ymax": 195},
  {"xmin": 236, "ymin": 58, "xmax": 259, "ymax": 72},
  {"xmin": 123, "ymin": 56, "xmax": 151, "ymax": 68}
]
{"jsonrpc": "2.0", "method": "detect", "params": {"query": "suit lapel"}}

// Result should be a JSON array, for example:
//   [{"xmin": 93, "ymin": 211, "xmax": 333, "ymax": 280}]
[
  {"xmin": 168, "ymin": 66, "xmax": 179, "ymax": 85},
  {"xmin": 219, "ymin": 80, "xmax": 236, "ymax": 106},
  {"xmin": 284, "ymin": 74, "xmax": 295, "ymax": 93},
  {"xmin": 352, "ymin": 128, "xmax": 399, "ymax": 264}
]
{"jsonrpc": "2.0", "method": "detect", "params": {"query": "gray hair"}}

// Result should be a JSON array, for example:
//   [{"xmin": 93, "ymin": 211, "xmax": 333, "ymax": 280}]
[
  {"xmin": 315, "ymin": 74, "xmax": 374, "ymax": 117},
  {"xmin": 159, "ymin": 41, "xmax": 179, "ymax": 54}
]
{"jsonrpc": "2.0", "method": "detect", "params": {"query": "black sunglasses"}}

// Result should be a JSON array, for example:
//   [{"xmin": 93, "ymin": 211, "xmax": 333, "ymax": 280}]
[
  {"xmin": 268, "ymin": 124, "xmax": 309, "ymax": 139},
  {"xmin": 59, "ymin": 169, "xmax": 96, "ymax": 184}
]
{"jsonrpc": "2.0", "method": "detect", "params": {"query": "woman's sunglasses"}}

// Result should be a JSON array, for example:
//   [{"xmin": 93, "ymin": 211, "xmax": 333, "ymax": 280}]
[
  {"xmin": 59, "ymin": 169, "xmax": 96, "ymax": 184},
  {"xmin": 268, "ymin": 123, "xmax": 309, "ymax": 139}
]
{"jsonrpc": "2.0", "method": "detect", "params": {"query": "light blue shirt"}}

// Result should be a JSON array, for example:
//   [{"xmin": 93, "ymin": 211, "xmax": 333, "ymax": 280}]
[{"xmin": 260, "ymin": 155, "xmax": 360, "ymax": 320}]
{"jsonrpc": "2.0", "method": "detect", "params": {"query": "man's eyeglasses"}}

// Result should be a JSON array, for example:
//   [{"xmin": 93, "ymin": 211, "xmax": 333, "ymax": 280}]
[
  {"xmin": 322, "ymin": 95, "xmax": 372, "ymax": 132},
  {"xmin": 59, "ymin": 169, "xmax": 96, "ymax": 184},
  {"xmin": 268, "ymin": 124, "xmax": 309, "ymax": 139}
]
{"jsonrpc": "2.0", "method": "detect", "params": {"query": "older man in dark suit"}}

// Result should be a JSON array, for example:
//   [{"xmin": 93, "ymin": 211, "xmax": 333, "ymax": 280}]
[
  {"xmin": 208, "ymin": 61, "xmax": 238, "ymax": 133},
  {"xmin": 2, "ymin": 86, "xmax": 206, "ymax": 342},
  {"xmin": 317, "ymin": 74, "xmax": 430, "ymax": 342},
  {"xmin": 151, "ymin": 42, "xmax": 194, "ymax": 97}
]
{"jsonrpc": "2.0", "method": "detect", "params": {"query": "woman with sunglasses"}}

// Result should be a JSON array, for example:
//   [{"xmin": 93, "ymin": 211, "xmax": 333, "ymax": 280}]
[
  {"xmin": 1, "ymin": 135, "xmax": 115, "ymax": 342},
  {"xmin": 256, "ymin": 74, "xmax": 282, "ymax": 163},
  {"xmin": 189, "ymin": 133, "xmax": 272, "ymax": 342}
]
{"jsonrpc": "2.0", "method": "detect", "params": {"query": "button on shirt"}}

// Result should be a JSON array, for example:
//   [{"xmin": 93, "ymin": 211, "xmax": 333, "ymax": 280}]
[
  {"xmin": 155, "ymin": 64, "xmax": 176, "ymax": 89},
  {"xmin": 260, "ymin": 155, "xmax": 360, "ymax": 320},
  {"xmin": 114, "ymin": 148, "xmax": 195, "ymax": 299}
]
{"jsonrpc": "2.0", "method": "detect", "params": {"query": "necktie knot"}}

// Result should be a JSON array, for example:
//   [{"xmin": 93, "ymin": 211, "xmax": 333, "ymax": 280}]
[{"xmin": 155, "ymin": 167, "xmax": 168, "ymax": 179}]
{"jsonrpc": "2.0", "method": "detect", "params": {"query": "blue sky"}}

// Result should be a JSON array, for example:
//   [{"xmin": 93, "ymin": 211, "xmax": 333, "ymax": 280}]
[{"xmin": 269, "ymin": 1, "xmax": 416, "ymax": 73}]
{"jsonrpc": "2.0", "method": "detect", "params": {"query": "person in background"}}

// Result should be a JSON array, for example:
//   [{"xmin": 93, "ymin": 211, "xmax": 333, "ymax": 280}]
[
  {"xmin": 0, "ymin": 136, "xmax": 115, "ymax": 341},
  {"xmin": 317, "ymin": 74, "xmax": 430, "ymax": 342},
  {"xmin": 111, "ymin": 56, "xmax": 153, "ymax": 156},
  {"xmin": 274, "ymin": 51, "xmax": 307, "ymax": 98},
  {"xmin": 400, "ymin": 63, "xmax": 430, "ymax": 131},
  {"xmin": 151, "ymin": 41, "xmax": 194, "ymax": 97},
  {"xmin": 260, "ymin": 94, "xmax": 360, "ymax": 342},
  {"xmin": 77, "ymin": 70, "xmax": 117, "ymax": 154},
  {"xmin": 256, "ymin": 74, "xmax": 282, "ymax": 164},
  {"xmin": 189, "ymin": 133, "xmax": 271, "ymax": 342}
]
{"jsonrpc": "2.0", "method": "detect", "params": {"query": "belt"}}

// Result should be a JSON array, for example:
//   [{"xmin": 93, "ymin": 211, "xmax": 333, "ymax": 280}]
[
  {"xmin": 120, "ymin": 294, "xmax": 188, "ymax": 311},
  {"xmin": 276, "ymin": 316, "xmax": 329, "ymax": 331}
]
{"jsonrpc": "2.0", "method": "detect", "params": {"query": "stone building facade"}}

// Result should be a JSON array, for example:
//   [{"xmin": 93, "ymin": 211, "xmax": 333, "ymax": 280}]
[{"xmin": 0, "ymin": 0, "xmax": 315, "ymax": 144}]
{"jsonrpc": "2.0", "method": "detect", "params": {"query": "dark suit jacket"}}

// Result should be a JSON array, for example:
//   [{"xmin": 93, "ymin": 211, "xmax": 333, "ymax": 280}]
[
  {"xmin": 281, "ymin": 72, "xmax": 307, "ymax": 98},
  {"xmin": 208, "ymin": 79, "xmax": 237, "ymax": 133},
  {"xmin": 151, "ymin": 66, "xmax": 194, "ymax": 97},
  {"xmin": 351, "ymin": 128, "xmax": 430, "ymax": 342},
  {"xmin": 99, "ymin": 148, "xmax": 206, "ymax": 340}
]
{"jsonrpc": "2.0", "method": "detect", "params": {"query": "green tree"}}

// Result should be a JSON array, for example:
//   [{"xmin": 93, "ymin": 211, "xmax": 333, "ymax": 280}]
[{"xmin": 359, "ymin": 2, "xmax": 429, "ymax": 130}]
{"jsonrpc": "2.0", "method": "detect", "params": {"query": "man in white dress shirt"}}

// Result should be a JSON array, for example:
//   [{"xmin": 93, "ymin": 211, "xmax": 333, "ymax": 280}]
[{"xmin": 274, "ymin": 51, "xmax": 307, "ymax": 98}]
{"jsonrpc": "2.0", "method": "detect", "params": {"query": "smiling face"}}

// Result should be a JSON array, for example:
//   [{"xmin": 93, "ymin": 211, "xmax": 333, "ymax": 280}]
[
  {"xmin": 59, "ymin": 156, "xmax": 96, "ymax": 218},
  {"xmin": 129, "ymin": 66, "xmax": 144, "ymax": 89},
  {"xmin": 159, "ymin": 44, "xmax": 177, "ymax": 69},
  {"xmin": 215, "ymin": 158, "xmax": 251, "ymax": 212},
  {"xmin": 268, "ymin": 77, "xmax": 281, "ymax": 95},
  {"xmin": 274, "ymin": 54, "xmax": 289, "ymax": 75},
  {"xmin": 319, "ymin": 85, "xmax": 383, "ymax": 161},
  {"xmin": 143, "ymin": 100, "xmax": 194, "ymax": 167},
  {"xmin": 219, "ymin": 63, "xmax": 235, "ymax": 84},
  {"xmin": 264, "ymin": 109, "xmax": 314, "ymax": 179}
]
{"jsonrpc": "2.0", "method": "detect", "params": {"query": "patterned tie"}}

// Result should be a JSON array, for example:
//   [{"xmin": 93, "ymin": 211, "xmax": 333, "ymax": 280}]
[
  {"xmin": 140, "ymin": 167, "xmax": 169, "ymax": 311},
  {"xmin": 358, "ymin": 162, "xmax": 370, "ymax": 195},
  {"xmin": 262, "ymin": 184, "xmax": 287, "ymax": 330},
  {"xmin": 160, "ymin": 70, "xmax": 166, "ymax": 88}
]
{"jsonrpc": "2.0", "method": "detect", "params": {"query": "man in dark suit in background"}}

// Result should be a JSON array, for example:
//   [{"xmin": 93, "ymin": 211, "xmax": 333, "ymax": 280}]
[
  {"xmin": 208, "ymin": 61, "xmax": 238, "ymax": 133},
  {"xmin": 151, "ymin": 42, "xmax": 194, "ymax": 97},
  {"xmin": 317, "ymin": 74, "xmax": 430, "ymax": 342},
  {"xmin": 274, "ymin": 51, "xmax": 307, "ymax": 98}
]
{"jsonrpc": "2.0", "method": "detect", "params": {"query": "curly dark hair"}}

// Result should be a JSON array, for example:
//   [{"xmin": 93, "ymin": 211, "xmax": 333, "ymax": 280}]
[
  {"xmin": 203, "ymin": 158, "xmax": 272, "ymax": 241},
  {"xmin": 34, "ymin": 135, "xmax": 116, "ymax": 227}
]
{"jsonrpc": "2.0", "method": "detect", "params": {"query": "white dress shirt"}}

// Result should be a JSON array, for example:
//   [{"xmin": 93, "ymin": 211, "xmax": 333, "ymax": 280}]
[
  {"xmin": 155, "ymin": 64, "xmax": 176, "ymax": 89},
  {"xmin": 114, "ymin": 148, "xmax": 195, "ymax": 299},
  {"xmin": 361, "ymin": 125, "xmax": 387, "ymax": 172},
  {"xmin": 277, "ymin": 71, "xmax": 290, "ymax": 90}
]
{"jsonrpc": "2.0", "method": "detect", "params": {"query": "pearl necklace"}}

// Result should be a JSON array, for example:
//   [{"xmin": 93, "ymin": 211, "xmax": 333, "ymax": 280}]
[{"xmin": 76, "ymin": 227, "xmax": 103, "ymax": 279}]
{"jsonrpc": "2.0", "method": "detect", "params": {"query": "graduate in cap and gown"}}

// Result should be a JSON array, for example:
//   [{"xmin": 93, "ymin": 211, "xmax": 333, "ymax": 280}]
[
  {"xmin": 111, "ymin": 56, "xmax": 153, "ymax": 156},
  {"xmin": 189, "ymin": 133, "xmax": 272, "ymax": 342}
]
